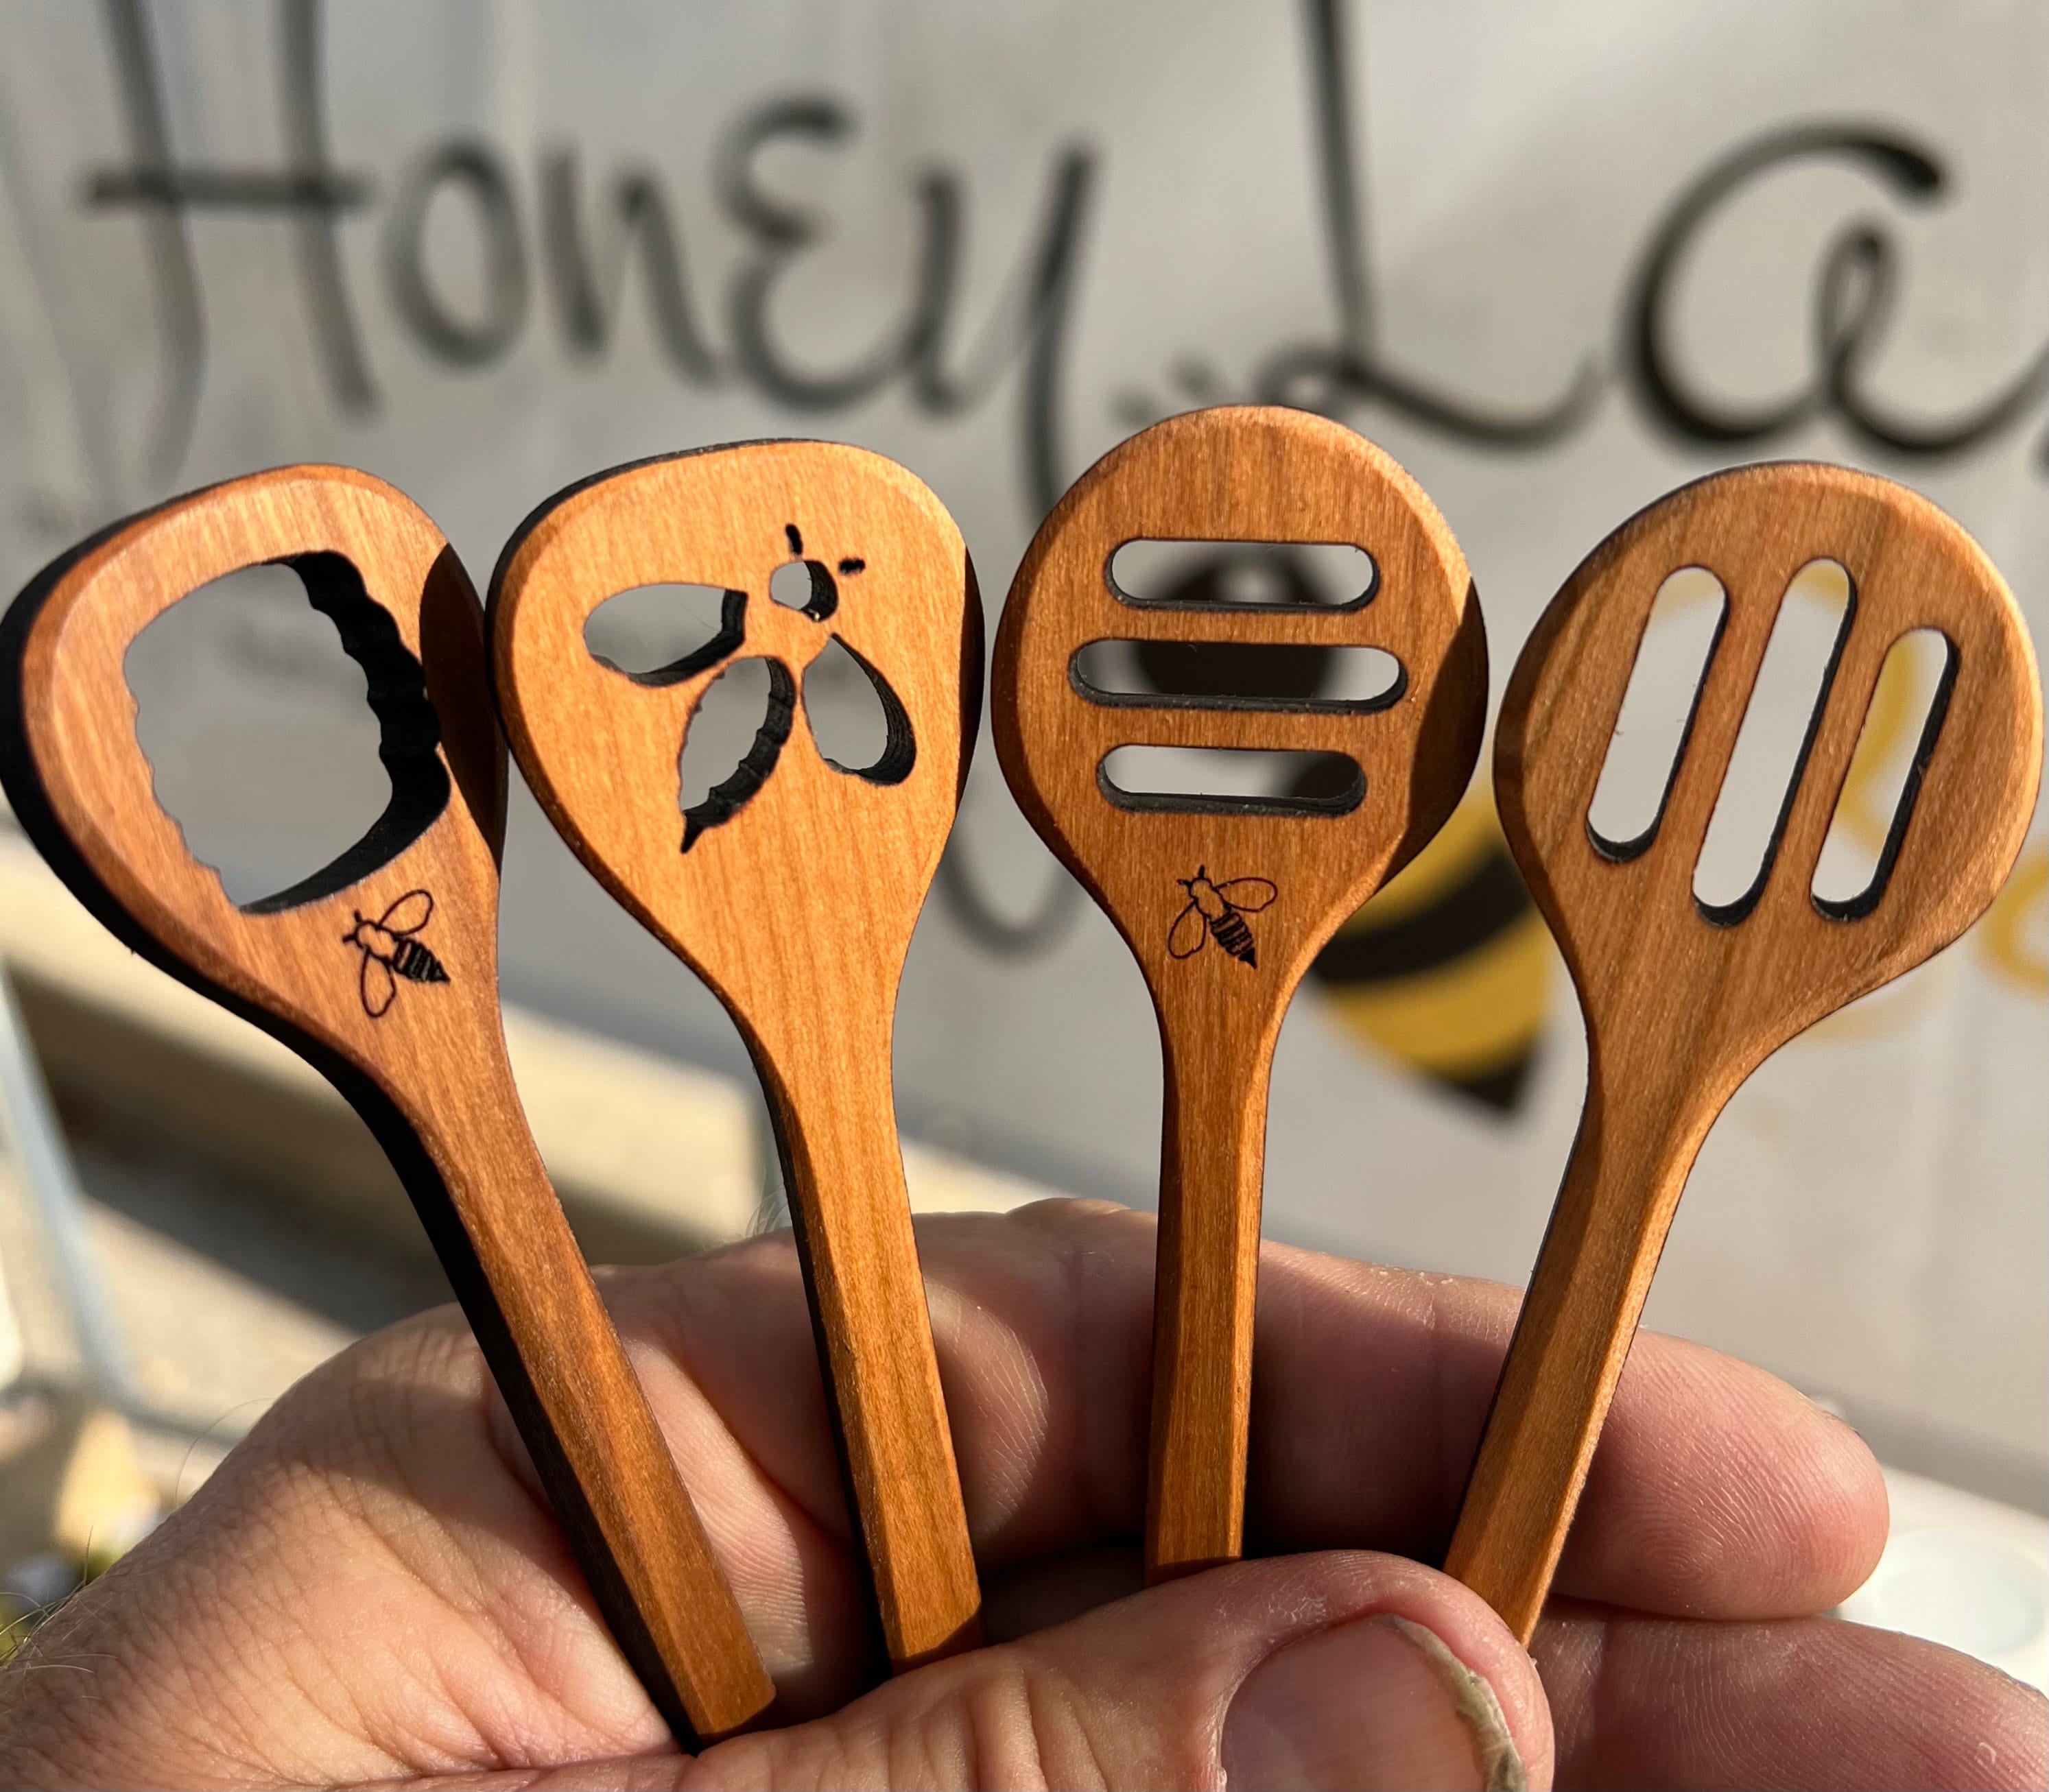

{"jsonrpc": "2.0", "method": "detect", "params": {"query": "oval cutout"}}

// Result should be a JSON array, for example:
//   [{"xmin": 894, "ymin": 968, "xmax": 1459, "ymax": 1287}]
[
  {"xmin": 1587, "ymin": 566, "xmax": 1727, "ymax": 859},
  {"xmin": 1072, "ymin": 640, "xmax": 1403, "ymax": 711},
  {"xmin": 1107, "ymin": 541, "xmax": 1376, "ymax": 611},
  {"xmin": 585, "ymin": 582, "xmax": 742, "ymax": 684},
  {"xmin": 804, "ymin": 635, "xmax": 915, "ymax": 785},
  {"xmin": 1099, "ymin": 745, "xmax": 1362, "ymax": 816},
  {"xmin": 1812, "ymin": 628, "xmax": 1956, "ymax": 919},
  {"xmin": 124, "ymin": 558, "xmax": 447, "ymax": 912},
  {"xmin": 1694, "ymin": 559, "xmax": 1855, "ymax": 920}
]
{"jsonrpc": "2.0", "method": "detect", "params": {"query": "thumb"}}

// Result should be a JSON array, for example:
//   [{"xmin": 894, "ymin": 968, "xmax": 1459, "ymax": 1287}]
[{"xmin": 694, "ymin": 1552, "xmax": 1550, "ymax": 1791}]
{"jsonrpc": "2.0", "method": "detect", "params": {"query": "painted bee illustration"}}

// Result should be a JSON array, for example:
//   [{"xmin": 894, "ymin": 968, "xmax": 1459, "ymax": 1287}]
[
  {"xmin": 1168, "ymin": 868, "xmax": 1278, "ymax": 968},
  {"xmin": 343, "ymin": 889, "xmax": 449, "ymax": 1018},
  {"xmin": 1306, "ymin": 792, "xmax": 1550, "ymax": 1110}
]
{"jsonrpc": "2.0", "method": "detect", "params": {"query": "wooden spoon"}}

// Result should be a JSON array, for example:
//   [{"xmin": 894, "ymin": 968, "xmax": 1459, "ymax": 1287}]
[
  {"xmin": 0, "ymin": 466, "xmax": 774, "ymax": 1743},
  {"xmin": 1445, "ymin": 462, "xmax": 2043, "ymax": 1642},
  {"xmin": 490, "ymin": 441, "xmax": 984, "ymax": 1671},
  {"xmin": 992, "ymin": 407, "xmax": 1487, "ymax": 1580}
]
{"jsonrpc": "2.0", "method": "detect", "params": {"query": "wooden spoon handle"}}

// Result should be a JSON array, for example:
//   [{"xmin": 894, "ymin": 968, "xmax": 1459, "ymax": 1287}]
[
  {"xmin": 354, "ymin": 1047, "xmax": 776, "ymax": 1740},
  {"xmin": 762, "ymin": 1028, "xmax": 983, "ymax": 1669},
  {"xmin": 1144, "ymin": 1024, "xmax": 1276, "ymax": 1583},
  {"xmin": 1443, "ymin": 1078, "xmax": 1706, "ymax": 1641}
]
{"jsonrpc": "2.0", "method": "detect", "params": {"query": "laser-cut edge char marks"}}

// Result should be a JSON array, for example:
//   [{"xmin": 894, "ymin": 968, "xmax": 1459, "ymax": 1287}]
[
  {"xmin": 1099, "ymin": 537, "xmax": 1522, "ymax": 1112},
  {"xmin": 1106, "ymin": 538, "xmax": 1380, "ymax": 612},
  {"xmin": 1445, "ymin": 460, "xmax": 2042, "ymax": 1648},
  {"xmin": 813, "ymin": 634, "xmax": 917, "ymax": 785},
  {"xmin": 227, "ymin": 550, "xmax": 452, "ymax": 916},
  {"xmin": 993, "ymin": 405, "xmax": 1487, "ymax": 1590},
  {"xmin": 489, "ymin": 437, "xmax": 987, "ymax": 1677},
  {"xmin": 774, "ymin": 521, "xmax": 845, "ymax": 620},
  {"xmin": 681, "ymin": 656, "xmax": 796, "ymax": 852},
  {"xmin": 1085, "ymin": 546, "xmax": 1388, "ymax": 812},
  {"xmin": 581, "ymin": 518, "xmax": 917, "ymax": 852},
  {"xmin": 1578, "ymin": 551, "xmax": 1961, "ymax": 927},
  {"xmin": 1, "ymin": 464, "xmax": 774, "ymax": 1743},
  {"xmin": 1069, "ymin": 638, "xmax": 1408, "ymax": 715},
  {"xmin": 1585, "ymin": 566, "xmax": 1729, "ymax": 867},
  {"xmin": 1812, "ymin": 628, "xmax": 1959, "ymax": 922},
  {"xmin": 1076, "ymin": 542, "xmax": 1398, "ymax": 807},
  {"xmin": 1098, "ymin": 745, "xmax": 1364, "ymax": 817},
  {"xmin": 1687, "ymin": 559, "xmax": 1856, "ymax": 927},
  {"xmin": 589, "ymin": 586, "xmax": 750, "ymax": 689}
]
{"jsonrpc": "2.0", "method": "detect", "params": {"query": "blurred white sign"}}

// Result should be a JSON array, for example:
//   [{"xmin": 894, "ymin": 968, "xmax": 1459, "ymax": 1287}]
[{"xmin": 0, "ymin": 1, "xmax": 2041, "ymax": 1501}]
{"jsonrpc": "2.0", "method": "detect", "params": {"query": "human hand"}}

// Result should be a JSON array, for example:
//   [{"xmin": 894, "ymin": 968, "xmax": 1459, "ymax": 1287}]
[{"xmin": 0, "ymin": 1200, "xmax": 2040, "ymax": 1789}]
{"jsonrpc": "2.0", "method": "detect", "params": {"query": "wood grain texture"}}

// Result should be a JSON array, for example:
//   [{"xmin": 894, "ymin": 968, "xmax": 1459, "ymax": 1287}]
[
  {"xmin": 0, "ymin": 466, "xmax": 774, "ymax": 1743},
  {"xmin": 489, "ymin": 442, "xmax": 984, "ymax": 1671},
  {"xmin": 991, "ymin": 407, "xmax": 1487, "ymax": 1581},
  {"xmin": 1445, "ymin": 461, "xmax": 2044, "ymax": 1642}
]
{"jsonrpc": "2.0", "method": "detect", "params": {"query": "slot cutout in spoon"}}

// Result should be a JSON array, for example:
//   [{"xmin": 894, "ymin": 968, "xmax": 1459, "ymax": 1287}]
[
  {"xmin": 1107, "ymin": 540, "xmax": 1377, "ymax": 610},
  {"xmin": 1693, "ymin": 559, "xmax": 1854, "ymax": 922},
  {"xmin": 1586, "ymin": 566, "xmax": 1726, "ymax": 859},
  {"xmin": 1443, "ymin": 462, "xmax": 2041, "ymax": 1648},
  {"xmin": 1099, "ymin": 745, "xmax": 1363, "ymax": 815},
  {"xmin": 1073, "ymin": 641, "xmax": 1404, "ymax": 711},
  {"xmin": 1812, "ymin": 628, "xmax": 1956, "ymax": 920}
]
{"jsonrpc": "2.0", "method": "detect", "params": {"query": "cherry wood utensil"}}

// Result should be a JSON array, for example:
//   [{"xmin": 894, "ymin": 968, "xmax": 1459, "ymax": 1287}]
[
  {"xmin": 0, "ymin": 467, "xmax": 774, "ymax": 1743},
  {"xmin": 1445, "ymin": 462, "xmax": 2043, "ymax": 1642},
  {"xmin": 490, "ymin": 442, "xmax": 984, "ymax": 1671},
  {"xmin": 992, "ymin": 407, "xmax": 1488, "ymax": 1581}
]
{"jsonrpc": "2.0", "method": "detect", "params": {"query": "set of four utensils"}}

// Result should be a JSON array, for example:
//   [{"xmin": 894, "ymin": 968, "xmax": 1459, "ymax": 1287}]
[{"xmin": 0, "ymin": 407, "xmax": 2037, "ymax": 1743}]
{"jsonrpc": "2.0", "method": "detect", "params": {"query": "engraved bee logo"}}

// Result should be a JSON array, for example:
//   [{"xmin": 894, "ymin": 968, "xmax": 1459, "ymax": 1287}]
[
  {"xmin": 343, "ymin": 889, "xmax": 449, "ymax": 1018},
  {"xmin": 1168, "ymin": 868, "xmax": 1277, "ymax": 968}
]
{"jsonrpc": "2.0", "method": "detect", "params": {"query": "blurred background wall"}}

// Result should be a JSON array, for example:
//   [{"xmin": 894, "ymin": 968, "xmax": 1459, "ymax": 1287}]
[{"xmin": 0, "ymin": 1, "xmax": 2040, "ymax": 1512}]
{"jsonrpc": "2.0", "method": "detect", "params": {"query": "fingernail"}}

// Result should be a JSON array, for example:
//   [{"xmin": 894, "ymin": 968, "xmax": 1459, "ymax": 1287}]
[{"xmin": 1222, "ymin": 1614, "xmax": 1526, "ymax": 1791}]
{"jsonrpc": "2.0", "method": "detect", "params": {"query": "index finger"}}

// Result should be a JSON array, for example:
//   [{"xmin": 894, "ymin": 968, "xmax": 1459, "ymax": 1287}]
[{"xmin": 621, "ymin": 1198, "xmax": 1887, "ymax": 1625}]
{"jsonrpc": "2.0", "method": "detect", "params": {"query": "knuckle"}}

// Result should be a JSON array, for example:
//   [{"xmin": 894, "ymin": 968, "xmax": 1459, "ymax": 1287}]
[{"xmin": 688, "ymin": 1648, "xmax": 1186, "ymax": 1791}]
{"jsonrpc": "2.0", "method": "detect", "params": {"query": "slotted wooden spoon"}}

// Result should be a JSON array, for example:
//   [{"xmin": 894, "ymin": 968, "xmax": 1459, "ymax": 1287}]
[
  {"xmin": 1445, "ymin": 462, "xmax": 2042, "ymax": 1642},
  {"xmin": 490, "ymin": 441, "xmax": 984, "ymax": 1672},
  {"xmin": 993, "ymin": 407, "xmax": 1488, "ymax": 1580},
  {"xmin": 0, "ymin": 467, "xmax": 774, "ymax": 1741}
]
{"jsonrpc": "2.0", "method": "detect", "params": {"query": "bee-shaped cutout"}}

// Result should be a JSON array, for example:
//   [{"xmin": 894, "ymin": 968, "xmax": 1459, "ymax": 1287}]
[
  {"xmin": 344, "ymin": 888, "xmax": 449, "ymax": 1018},
  {"xmin": 1168, "ymin": 868, "xmax": 1278, "ymax": 968},
  {"xmin": 676, "ymin": 523, "xmax": 910, "ymax": 852}
]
